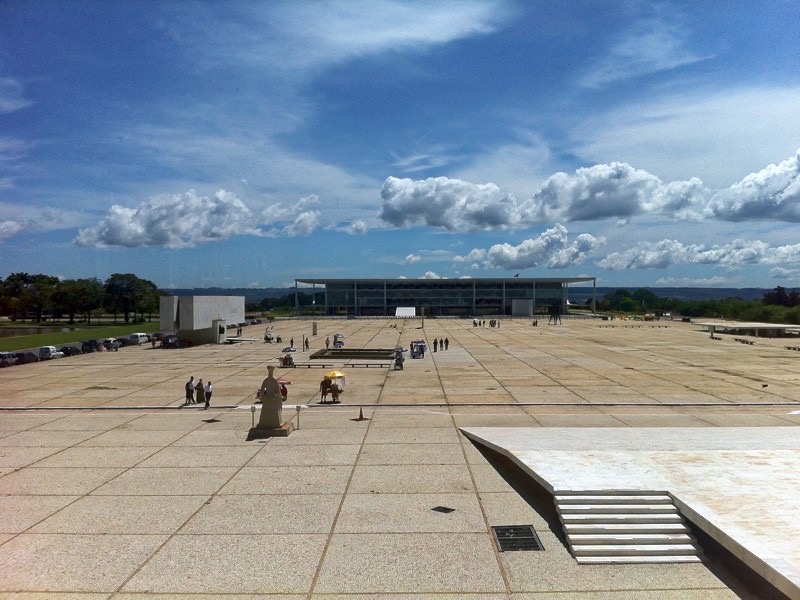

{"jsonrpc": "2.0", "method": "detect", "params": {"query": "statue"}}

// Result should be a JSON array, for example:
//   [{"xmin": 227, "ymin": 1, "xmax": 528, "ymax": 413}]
[{"xmin": 256, "ymin": 366, "xmax": 283, "ymax": 429}]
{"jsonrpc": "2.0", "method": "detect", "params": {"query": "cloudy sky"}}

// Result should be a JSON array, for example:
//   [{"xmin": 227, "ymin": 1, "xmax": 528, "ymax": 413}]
[{"xmin": 2, "ymin": 1, "xmax": 799, "ymax": 289}]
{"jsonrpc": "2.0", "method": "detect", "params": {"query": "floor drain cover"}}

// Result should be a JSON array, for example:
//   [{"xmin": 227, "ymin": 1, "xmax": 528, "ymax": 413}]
[
  {"xmin": 492, "ymin": 525, "xmax": 544, "ymax": 552},
  {"xmin": 431, "ymin": 506, "xmax": 455, "ymax": 513}
]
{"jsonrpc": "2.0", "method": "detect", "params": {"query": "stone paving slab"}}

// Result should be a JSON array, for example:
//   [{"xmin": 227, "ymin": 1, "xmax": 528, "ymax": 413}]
[
  {"xmin": 313, "ymin": 533, "xmax": 504, "ymax": 594},
  {"xmin": 121, "ymin": 534, "xmax": 327, "ymax": 594}
]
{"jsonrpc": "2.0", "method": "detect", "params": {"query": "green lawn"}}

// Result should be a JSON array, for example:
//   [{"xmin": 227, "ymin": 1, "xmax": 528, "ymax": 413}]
[{"xmin": 0, "ymin": 322, "xmax": 161, "ymax": 352}]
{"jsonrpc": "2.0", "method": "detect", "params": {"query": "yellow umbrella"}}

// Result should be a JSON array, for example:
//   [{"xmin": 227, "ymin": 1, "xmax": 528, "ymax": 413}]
[{"xmin": 325, "ymin": 370, "xmax": 346, "ymax": 379}]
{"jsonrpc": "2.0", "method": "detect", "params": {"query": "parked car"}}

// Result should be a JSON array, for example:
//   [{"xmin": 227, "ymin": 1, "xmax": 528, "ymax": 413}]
[
  {"xmin": 161, "ymin": 334, "xmax": 180, "ymax": 348},
  {"xmin": 129, "ymin": 333, "xmax": 150, "ymax": 345},
  {"xmin": 0, "ymin": 352, "xmax": 18, "ymax": 367},
  {"xmin": 102, "ymin": 338, "xmax": 120, "ymax": 351},
  {"xmin": 81, "ymin": 339, "xmax": 99, "ymax": 353},
  {"xmin": 39, "ymin": 346, "xmax": 65, "ymax": 360},
  {"xmin": 14, "ymin": 351, "xmax": 39, "ymax": 364},
  {"xmin": 59, "ymin": 345, "xmax": 81, "ymax": 357}
]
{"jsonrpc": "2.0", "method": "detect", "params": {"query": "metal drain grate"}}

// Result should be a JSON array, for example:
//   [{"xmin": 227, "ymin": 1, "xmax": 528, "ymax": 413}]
[{"xmin": 492, "ymin": 525, "xmax": 544, "ymax": 552}]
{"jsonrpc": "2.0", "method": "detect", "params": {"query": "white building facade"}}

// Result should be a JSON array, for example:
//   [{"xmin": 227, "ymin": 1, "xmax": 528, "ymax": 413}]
[{"xmin": 160, "ymin": 295, "xmax": 245, "ymax": 345}]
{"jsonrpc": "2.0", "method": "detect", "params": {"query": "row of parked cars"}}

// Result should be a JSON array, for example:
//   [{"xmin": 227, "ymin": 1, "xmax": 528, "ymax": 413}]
[{"xmin": 0, "ymin": 332, "xmax": 175, "ymax": 367}]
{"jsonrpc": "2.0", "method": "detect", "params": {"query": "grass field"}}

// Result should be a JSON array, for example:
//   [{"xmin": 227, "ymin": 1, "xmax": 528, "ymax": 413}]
[{"xmin": 0, "ymin": 322, "xmax": 161, "ymax": 352}]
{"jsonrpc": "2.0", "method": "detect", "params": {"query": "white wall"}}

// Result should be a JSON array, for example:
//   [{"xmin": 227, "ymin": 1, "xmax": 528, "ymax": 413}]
[{"xmin": 160, "ymin": 296, "xmax": 245, "ymax": 343}]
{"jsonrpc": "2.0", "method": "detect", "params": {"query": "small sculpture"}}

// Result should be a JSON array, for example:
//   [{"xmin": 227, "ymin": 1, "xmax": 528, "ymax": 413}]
[{"xmin": 256, "ymin": 366, "xmax": 283, "ymax": 429}]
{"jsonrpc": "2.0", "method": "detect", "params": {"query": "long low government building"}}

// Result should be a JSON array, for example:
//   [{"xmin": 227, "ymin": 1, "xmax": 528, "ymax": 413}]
[{"xmin": 294, "ymin": 277, "xmax": 596, "ymax": 317}]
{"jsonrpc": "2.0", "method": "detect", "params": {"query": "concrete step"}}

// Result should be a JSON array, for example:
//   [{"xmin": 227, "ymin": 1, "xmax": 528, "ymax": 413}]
[
  {"xmin": 554, "ymin": 489, "xmax": 703, "ymax": 565},
  {"xmin": 560, "ymin": 512, "xmax": 685, "ymax": 525},
  {"xmin": 575, "ymin": 554, "xmax": 703, "ymax": 565},
  {"xmin": 569, "ymin": 533, "xmax": 696, "ymax": 545},
  {"xmin": 558, "ymin": 504, "xmax": 678, "ymax": 514},
  {"xmin": 572, "ymin": 543, "xmax": 700, "ymax": 557},
  {"xmin": 564, "ymin": 522, "xmax": 690, "ymax": 535},
  {"xmin": 556, "ymin": 494, "xmax": 673, "ymax": 505},
  {"xmin": 555, "ymin": 489, "xmax": 669, "ymax": 496}
]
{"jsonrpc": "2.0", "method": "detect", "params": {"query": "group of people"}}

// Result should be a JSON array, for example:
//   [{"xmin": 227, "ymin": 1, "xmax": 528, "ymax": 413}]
[
  {"xmin": 319, "ymin": 377, "xmax": 342, "ymax": 403},
  {"xmin": 432, "ymin": 337, "xmax": 450, "ymax": 352},
  {"xmin": 472, "ymin": 319, "xmax": 501, "ymax": 328},
  {"xmin": 184, "ymin": 375, "xmax": 213, "ymax": 409}
]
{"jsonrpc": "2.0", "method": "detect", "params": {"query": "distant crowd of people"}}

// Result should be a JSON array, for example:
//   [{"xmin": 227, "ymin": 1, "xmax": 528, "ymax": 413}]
[{"xmin": 472, "ymin": 319, "xmax": 501, "ymax": 328}]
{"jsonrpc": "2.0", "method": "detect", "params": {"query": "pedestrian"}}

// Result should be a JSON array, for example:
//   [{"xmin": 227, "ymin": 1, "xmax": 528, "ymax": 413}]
[
  {"xmin": 439, "ymin": 338, "xmax": 444, "ymax": 350},
  {"xmin": 325, "ymin": 336, "xmax": 330, "ymax": 349},
  {"xmin": 304, "ymin": 338, "xmax": 310, "ymax": 351},
  {"xmin": 433, "ymin": 339, "xmax": 438, "ymax": 352},
  {"xmin": 204, "ymin": 381, "xmax": 213, "ymax": 409},
  {"xmin": 184, "ymin": 376, "xmax": 195, "ymax": 405},
  {"xmin": 290, "ymin": 337, "xmax": 294, "ymax": 349},
  {"xmin": 444, "ymin": 337, "xmax": 449, "ymax": 350},
  {"xmin": 280, "ymin": 382, "xmax": 288, "ymax": 403},
  {"xmin": 195, "ymin": 378, "xmax": 205, "ymax": 406},
  {"xmin": 320, "ymin": 377, "xmax": 330, "ymax": 402}
]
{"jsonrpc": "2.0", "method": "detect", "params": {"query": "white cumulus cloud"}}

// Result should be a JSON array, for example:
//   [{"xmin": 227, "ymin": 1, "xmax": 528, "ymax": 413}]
[
  {"xmin": 379, "ymin": 176, "xmax": 513, "ymax": 231},
  {"xmin": 75, "ymin": 189, "xmax": 263, "ymax": 248},
  {"xmin": 379, "ymin": 149, "xmax": 800, "ymax": 232},
  {"xmin": 347, "ymin": 220, "xmax": 368, "ymax": 235},
  {"xmin": 599, "ymin": 238, "xmax": 800, "ymax": 271},
  {"xmin": 705, "ymin": 150, "xmax": 800, "ymax": 221},
  {"xmin": 284, "ymin": 211, "xmax": 320, "ymax": 237},
  {"xmin": 0, "ymin": 220, "xmax": 25, "ymax": 241},
  {"xmin": 454, "ymin": 224, "xmax": 605, "ymax": 270}
]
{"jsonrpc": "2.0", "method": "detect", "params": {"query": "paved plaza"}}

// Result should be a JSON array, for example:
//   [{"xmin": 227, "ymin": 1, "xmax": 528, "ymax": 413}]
[{"xmin": 1, "ymin": 316, "xmax": 799, "ymax": 598}]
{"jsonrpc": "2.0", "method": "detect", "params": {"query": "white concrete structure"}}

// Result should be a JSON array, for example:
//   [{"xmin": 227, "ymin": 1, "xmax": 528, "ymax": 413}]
[
  {"xmin": 160, "ymin": 295, "xmax": 244, "ymax": 345},
  {"xmin": 461, "ymin": 426, "xmax": 800, "ymax": 600}
]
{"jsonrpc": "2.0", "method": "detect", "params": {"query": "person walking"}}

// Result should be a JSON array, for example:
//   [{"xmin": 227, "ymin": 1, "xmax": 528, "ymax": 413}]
[
  {"xmin": 444, "ymin": 337, "xmax": 449, "ymax": 350},
  {"xmin": 204, "ymin": 381, "xmax": 213, "ymax": 409},
  {"xmin": 290, "ymin": 337, "xmax": 294, "ymax": 349},
  {"xmin": 304, "ymin": 338, "xmax": 310, "ymax": 351},
  {"xmin": 195, "ymin": 378, "xmax": 205, "ymax": 406},
  {"xmin": 184, "ymin": 376, "xmax": 195, "ymax": 405},
  {"xmin": 433, "ymin": 339, "xmax": 438, "ymax": 352},
  {"xmin": 325, "ymin": 336, "xmax": 330, "ymax": 349}
]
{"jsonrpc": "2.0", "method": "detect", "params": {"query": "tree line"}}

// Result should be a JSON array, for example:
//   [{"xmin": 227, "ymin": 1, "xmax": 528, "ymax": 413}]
[
  {"xmin": 0, "ymin": 273, "xmax": 160, "ymax": 324},
  {"xmin": 597, "ymin": 286, "xmax": 800, "ymax": 324},
  {"xmin": 3, "ymin": 272, "xmax": 798, "ymax": 325}
]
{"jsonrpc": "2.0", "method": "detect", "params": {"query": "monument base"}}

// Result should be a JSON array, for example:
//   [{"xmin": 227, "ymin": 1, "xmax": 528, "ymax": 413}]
[{"xmin": 247, "ymin": 421, "xmax": 294, "ymax": 440}]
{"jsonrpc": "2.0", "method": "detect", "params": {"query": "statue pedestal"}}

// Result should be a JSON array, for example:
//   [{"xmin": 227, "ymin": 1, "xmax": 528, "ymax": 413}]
[{"xmin": 247, "ymin": 420, "xmax": 294, "ymax": 440}]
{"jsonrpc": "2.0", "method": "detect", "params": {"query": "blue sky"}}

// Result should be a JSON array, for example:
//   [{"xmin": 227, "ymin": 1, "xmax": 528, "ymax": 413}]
[{"xmin": 1, "ymin": 1, "xmax": 799, "ymax": 290}]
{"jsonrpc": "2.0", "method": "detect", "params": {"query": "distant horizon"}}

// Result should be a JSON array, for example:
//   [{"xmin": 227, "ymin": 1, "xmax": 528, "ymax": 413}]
[{"xmin": 2, "ymin": 2, "xmax": 799, "ymax": 288}]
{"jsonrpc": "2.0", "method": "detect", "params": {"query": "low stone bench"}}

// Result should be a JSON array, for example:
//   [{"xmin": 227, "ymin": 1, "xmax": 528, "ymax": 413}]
[
  {"xmin": 348, "ymin": 362, "xmax": 391, "ymax": 368},
  {"xmin": 292, "ymin": 363, "xmax": 334, "ymax": 368}
]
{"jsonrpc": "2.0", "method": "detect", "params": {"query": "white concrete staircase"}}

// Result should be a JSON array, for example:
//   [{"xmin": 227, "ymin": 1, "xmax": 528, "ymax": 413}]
[{"xmin": 555, "ymin": 490, "xmax": 703, "ymax": 564}]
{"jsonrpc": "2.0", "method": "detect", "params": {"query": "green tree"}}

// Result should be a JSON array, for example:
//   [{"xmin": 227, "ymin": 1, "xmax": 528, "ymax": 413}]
[
  {"xmin": 2, "ymin": 272, "xmax": 33, "ymax": 320},
  {"xmin": 632, "ymin": 288, "xmax": 660, "ymax": 311},
  {"xmin": 105, "ymin": 273, "xmax": 154, "ymax": 323},
  {"xmin": 53, "ymin": 278, "xmax": 105, "ymax": 324}
]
